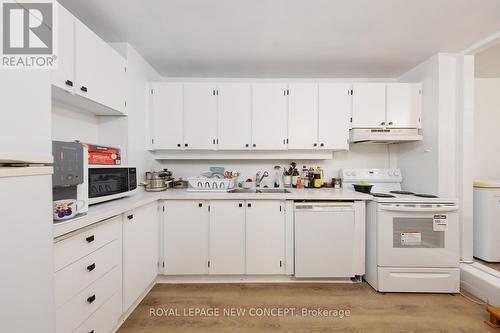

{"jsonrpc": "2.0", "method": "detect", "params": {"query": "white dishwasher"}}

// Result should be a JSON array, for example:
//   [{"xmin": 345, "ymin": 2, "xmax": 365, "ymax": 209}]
[{"xmin": 294, "ymin": 202, "xmax": 357, "ymax": 278}]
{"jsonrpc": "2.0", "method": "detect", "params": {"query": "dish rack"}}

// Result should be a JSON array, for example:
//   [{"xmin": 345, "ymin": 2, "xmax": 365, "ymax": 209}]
[{"xmin": 187, "ymin": 177, "xmax": 236, "ymax": 192}]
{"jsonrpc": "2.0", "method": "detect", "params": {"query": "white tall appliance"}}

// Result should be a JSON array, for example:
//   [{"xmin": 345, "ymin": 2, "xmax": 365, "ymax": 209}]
[
  {"xmin": 342, "ymin": 169, "xmax": 460, "ymax": 293},
  {"xmin": 0, "ymin": 70, "xmax": 55, "ymax": 332},
  {"xmin": 473, "ymin": 180, "xmax": 500, "ymax": 262}
]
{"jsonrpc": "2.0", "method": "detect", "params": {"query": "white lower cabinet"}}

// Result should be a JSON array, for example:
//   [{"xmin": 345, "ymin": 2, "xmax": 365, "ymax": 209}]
[
  {"xmin": 74, "ymin": 291, "xmax": 122, "ymax": 333},
  {"xmin": 122, "ymin": 202, "xmax": 159, "ymax": 312},
  {"xmin": 162, "ymin": 199, "xmax": 286, "ymax": 276},
  {"xmin": 163, "ymin": 200, "xmax": 210, "ymax": 275},
  {"xmin": 208, "ymin": 200, "xmax": 246, "ymax": 274},
  {"xmin": 245, "ymin": 200, "xmax": 286, "ymax": 275}
]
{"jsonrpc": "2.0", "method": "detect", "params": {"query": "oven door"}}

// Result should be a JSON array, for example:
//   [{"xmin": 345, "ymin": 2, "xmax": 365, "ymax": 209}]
[
  {"xmin": 88, "ymin": 167, "xmax": 130, "ymax": 200},
  {"xmin": 377, "ymin": 203, "xmax": 459, "ymax": 268}
]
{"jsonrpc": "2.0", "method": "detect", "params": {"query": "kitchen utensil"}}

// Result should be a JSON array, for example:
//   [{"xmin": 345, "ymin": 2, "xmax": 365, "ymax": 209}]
[
  {"xmin": 143, "ymin": 169, "xmax": 174, "ymax": 192},
  {"xmin": 283, "ymin": 175, "xmax": 292, "ymax": 188},
  {"xmin": 353, "ymin": 184, "xmax": 373, "ymax": 194}
]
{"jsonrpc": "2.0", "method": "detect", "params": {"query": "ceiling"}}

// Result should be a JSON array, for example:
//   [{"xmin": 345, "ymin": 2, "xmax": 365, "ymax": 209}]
[
  {"xmin": 475, "ymin": 42, "xmax": 500, "ymax": 78},
  {"xmin": 59, "ymin": 0, "xmax": 500, "ymax": 78}
]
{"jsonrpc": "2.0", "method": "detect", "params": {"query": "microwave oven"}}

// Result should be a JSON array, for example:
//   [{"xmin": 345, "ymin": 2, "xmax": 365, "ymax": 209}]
[{"xmin": 88, "ymin": 166, "xmax": 137, "ymax": 205}]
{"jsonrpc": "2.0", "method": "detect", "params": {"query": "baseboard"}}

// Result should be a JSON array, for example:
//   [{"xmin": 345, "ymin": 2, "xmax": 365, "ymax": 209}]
[
  {"xmin": 112, "ymin": 280, "xmax": 156, "ymax": 333},
  {"xmin": 460, "ymin": 262, "xmax": 500, "ymax": 306},
  {"xmin": 156, "ymin": 275, "xmax": 354, "ymax": 284}
]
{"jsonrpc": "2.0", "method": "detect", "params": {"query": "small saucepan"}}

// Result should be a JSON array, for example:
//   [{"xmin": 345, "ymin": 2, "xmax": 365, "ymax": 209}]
[{"xmin": 353, "ymin": 183, "xmax": 373, "ymax": 194}]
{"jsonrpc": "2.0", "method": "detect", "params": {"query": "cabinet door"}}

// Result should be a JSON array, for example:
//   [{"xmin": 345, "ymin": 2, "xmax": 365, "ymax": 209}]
[
  {"xmin": 246, "ymin": 200, "xmax": 285, "ymax": 274},
  {"xmin": 208, "ymin": 201, "xmax": 246, "ymax": 274},
  {"xmin": 386, "ymin": 83, "xmax": 422, "ymax": 128},
  {"xmin": 288, "ymin": 83, "xmax": 319, "ymax": 149},
  {"xmin": 183, "ymin": 83, "xmax": 218, "ymax": 149},
  {"xmin": 164, "ymin": 201, "xmax": 209, "ymax": 275},
  {"xmin": 123, "ymin": 202, "xmax": 159, "ymax": 311},
  {"xmin": 351, "ymin": 83, "xmax": 386, "ymax": 128},
  {"xmin": 217, "ymin": 83, "xmax": 252, "ymax": 150},
  {"xmin": 75, "ymin": 19, "xmax": 126, "ymax": 113},
  {"xmin": 318, "ymin": 84, "xmax": 351, "ymax": 150},
  {"xmin": 151, "ymin": 83, "xmax": 184, "ymax": 149},
  {"xmin": 251, "ymin": 83, "xmax": 288, "ymax": 150},
  {"xmin": 51, "ymin": 3, "xmax": 74, "ymax": 93}
]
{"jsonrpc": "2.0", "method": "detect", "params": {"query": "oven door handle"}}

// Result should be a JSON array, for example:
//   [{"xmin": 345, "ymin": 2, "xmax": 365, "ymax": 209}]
[{"xmin": 379, "ymin": 205, "xmax": 458, "ymax": 212}]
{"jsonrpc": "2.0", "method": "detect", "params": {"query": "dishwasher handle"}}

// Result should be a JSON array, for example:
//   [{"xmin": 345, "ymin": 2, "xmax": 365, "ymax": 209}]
[{"xmin": 295, "ymin": 202, "xmax": 355, "ymax": 211}]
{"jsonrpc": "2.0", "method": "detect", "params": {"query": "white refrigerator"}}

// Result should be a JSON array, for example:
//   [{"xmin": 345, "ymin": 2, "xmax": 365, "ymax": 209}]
[{"xmin": 0, "ymin": 70, "xmax": 54, "ymax": 332}]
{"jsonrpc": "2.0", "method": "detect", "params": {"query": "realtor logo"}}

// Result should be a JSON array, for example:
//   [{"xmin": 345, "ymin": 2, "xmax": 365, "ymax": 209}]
[{"xmin": 1, "ymin": 0, "xmax": 56, "ymax": 68}]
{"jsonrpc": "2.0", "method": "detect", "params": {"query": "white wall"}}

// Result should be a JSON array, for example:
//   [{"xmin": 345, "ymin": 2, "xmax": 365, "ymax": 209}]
[
  {"xmin": 397, "ymin": 54, "xmax": 458, "ymax": 197},
  {"xmin": 474, "ymin": 78, "xmax": 500, "ymax": 180},
  {"xmin": 157, "ymin": 144, "xmax": 398, "ymax": 186}
]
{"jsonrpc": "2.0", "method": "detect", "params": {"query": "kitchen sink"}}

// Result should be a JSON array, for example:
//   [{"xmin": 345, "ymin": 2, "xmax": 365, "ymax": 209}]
[{"xmin": 231, "ymin": 188, "xmax": 291, "ymax": 194}]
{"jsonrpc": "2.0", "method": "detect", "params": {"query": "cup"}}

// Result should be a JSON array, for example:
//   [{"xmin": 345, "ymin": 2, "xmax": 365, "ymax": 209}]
[
  {"xmin": 283, "ymin": 175, "xmax": 292, "ymax": 188},
  {"xmin": 53, "ymin": 199, "xmax": 84, "ymax": 221}
]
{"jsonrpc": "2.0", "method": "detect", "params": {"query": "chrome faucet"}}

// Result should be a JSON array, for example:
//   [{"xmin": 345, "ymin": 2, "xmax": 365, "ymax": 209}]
[{"xmin": 256, "ymin": 171, "xmax": 269, "ymax": 187}]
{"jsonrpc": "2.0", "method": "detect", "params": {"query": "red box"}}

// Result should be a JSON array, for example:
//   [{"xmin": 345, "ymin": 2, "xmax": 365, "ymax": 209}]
[{"xmin": 82, "ymin": 143, "xmax": 121, "ymax": 165}]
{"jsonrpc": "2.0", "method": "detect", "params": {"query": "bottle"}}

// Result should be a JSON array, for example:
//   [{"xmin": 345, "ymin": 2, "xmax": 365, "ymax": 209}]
[
  {"xmin": 296, "ymin": 176, "xmax": 303, "ymax": 189},
  {"xmin": 301, "ymin": 166, "xmax": 309, "ymax": 188}
]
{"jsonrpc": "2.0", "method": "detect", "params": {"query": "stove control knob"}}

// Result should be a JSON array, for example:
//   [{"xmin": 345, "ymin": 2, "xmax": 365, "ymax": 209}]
[
  {"xmin": 387, "ymin": 170, "xmax": 393, "ymax": 176},
  {"xmin": 393, "ymin": 170, "xmax": 400, "ymax": 176},
  {"xmin": 346, "ymin": 171, "xmax": 352, "ymax": 176},
  {"xmin": 352, "ymin": 171, "xmax": 357, "ymax": 177}
]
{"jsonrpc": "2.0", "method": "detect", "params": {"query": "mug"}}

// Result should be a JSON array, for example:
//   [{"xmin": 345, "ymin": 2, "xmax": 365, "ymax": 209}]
[{"xmin": 53, "ymin": 199, "xmax": 84, "ymax": 221}]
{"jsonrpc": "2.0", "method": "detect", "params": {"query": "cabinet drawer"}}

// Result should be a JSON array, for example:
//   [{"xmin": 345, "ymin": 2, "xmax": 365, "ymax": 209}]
[
  {"xmin": 74, "ymin": 291, "xmax": 122, "ymax": 333},
  {"xmin": 54, "ymin": 216, "xmax": 121, "ymax": 272},
  {"xmin": 55, "ymin": 240, "xmax": 121, "ymax": 308},
  {"xmin": 56, "ymin": 266, "xmax": 121, "ymax": 333},
  {"xmin": 377, "ymin": 267, "xmax": 460, "ymax": 293}
]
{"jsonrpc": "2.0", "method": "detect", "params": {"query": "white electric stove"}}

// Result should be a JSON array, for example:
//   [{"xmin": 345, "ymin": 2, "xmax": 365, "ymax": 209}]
[{"xmin": 341, "ymin": 169, "xmax": 460, "ymax": 293}]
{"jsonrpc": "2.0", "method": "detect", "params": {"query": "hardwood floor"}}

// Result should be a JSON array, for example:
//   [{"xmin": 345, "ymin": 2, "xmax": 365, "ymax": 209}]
[{"xmin": 117, "ymin": 283, "xmax": 494, "ymax": 333}]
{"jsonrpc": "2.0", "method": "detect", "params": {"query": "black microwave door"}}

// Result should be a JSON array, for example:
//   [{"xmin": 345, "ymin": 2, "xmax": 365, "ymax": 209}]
[{"xmin": 88, "ymin": 168, "xmax": 129, "ymax": 199}]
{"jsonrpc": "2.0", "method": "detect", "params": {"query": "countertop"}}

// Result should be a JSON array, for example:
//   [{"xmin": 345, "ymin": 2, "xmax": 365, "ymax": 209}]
[{"xmin": 53, "ymin": 188, "xmax": 372, "ymax": 239}]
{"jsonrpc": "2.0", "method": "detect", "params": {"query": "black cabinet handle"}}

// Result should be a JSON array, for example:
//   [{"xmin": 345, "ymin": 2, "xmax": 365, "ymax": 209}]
[
  {"xmin": 65, "ymin": 80, "xmax": 73, "ymax": 87},
  {"xmin": 85, "ymin": 235, "xmax": 94, "ymax": 243},
  {"xmin": 177, "ymin": 143, "xmax": 181, "ymax": 147},
  {"xmin": 87, "ymin": 294, "xmax": 96, "ymax": 304},
  {"xmin": 381, "ymin": 122, "xmax": 386, "ymax": 125},
  {"xmin": 87, "ymin": 263, "xmax": 96, "ymax": 272},
  {"xmin": 88, "ymin": 330, "xmax": 94, "ymax": 333},
  {"xmin": 313, "ymin": 143, "xmax": 317, "ymax": 147},
  {"xmin": 213, "ymin": 139, "xmax": 215, "ymax": 144},
  {"xmin": 185, "ymin": 143, "xmax": 188, "ymax": 147},
  {"xmin": 198, "ymin": 203, "xmax": 203, "ymax": 207},
  {"xmin": 239, "ymin": 203, "xmax": 243, "ymax": 207},
  {"xmin": 80, "ymin": 86, "xmax": 88, "ymax": 92},
  {"xmin": 388, "ymin": 122, "xmax": 393, "ymax": 125},
  {"xmin": 247, "ymin": 203, "xmax": 252, "ymax": 208},
  {"xmin": 320, "ymin": 143, "xmax": 324, "ymax": 147},
  {"xmin": 252, "ymin": 144, "xmax": 256, "ymax": 148},
  {"xmin": 245, "ymin": 144, "xmax": 249, "ymax": 148},
  {"xmin": 127, "ymin": 214, "xmax": 133, "ymax": 220}
]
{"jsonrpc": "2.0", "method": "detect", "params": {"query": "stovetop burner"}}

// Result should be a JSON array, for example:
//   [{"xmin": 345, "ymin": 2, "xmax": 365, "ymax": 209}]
[
  {"xmin": 414, "ymin": 193, "xmax": 439, "ymax": 198},
  {"xmin": 390, "ymin": 190, "xmax": 415, "ymax": 195},
  {"xmin": 372, "ymin": 193, "xmax": 396, "ymax": 198}
]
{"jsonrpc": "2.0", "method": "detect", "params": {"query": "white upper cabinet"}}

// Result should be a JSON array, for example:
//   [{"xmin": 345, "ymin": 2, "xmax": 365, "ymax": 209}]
[
  {"xmin": 208, "ymin": 201, "xmax": 246, "ymax": 275},
  {"xmin": 287, "ymin": 83, "xmax": 319, "ymax": 149},
  {"xmin": 163, "ymin": 201, "xmax": 209, "ymax": 275},
  {"xmin": 151, "ymin": 83, "xmax": 184, "ymax": 150},
  {"xmin": 318, "ymin": 83, "xmax": 352, "ymax": 150},
  {"xmin": 245, "ymin": 200, "xmax": 285, "ymax": 274},
  {"xmin": 74, "ymin": 19, "xmax": 126, "ymax": 114},
  {"xmin": 51, "ymin": 3, "xmax": 74, "ymax": 93},
  {"xmin": 386, "ymin": 83, "xmax": 422, "ymax": 128},
  {"xmin": 351, "ymin": 83, "xmax": 386, "ymax": 128},
  {"xmin": 183, "ymin": 83, "xmax": 218, "ymax": 150},
  {"xmin": 217, "ymin": 83, "xmax": 252, "ymax": 150},
  {"xmin": 251, "ymin": 83, "xmax": 288, "ymax": 150}
]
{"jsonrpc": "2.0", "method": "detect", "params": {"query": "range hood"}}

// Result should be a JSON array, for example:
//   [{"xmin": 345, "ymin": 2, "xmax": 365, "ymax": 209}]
[{"xmin": 349, "ymin": 128, "xmax": 423, "ymax": 144}]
